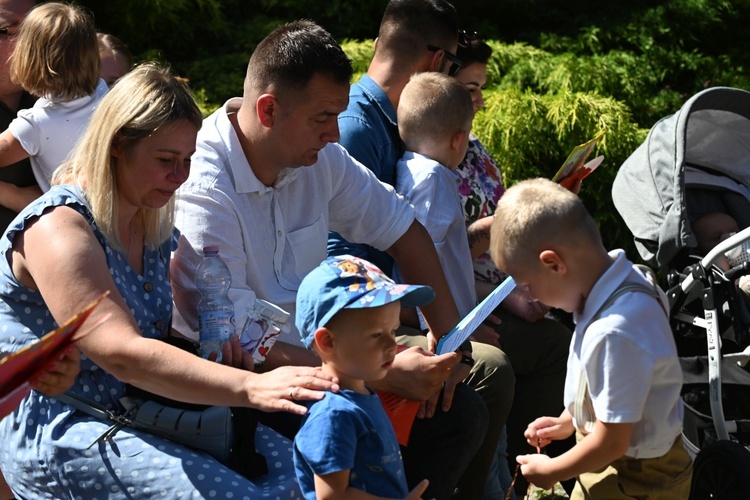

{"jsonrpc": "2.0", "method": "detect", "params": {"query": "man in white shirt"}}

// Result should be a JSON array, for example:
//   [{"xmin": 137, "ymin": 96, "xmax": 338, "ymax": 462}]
[{"xmin": 171, "ymin": 20, "xmax": 509, "ymax": 499}]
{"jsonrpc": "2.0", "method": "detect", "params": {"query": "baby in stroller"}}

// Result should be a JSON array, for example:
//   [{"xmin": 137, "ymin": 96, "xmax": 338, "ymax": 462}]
[{"xmin": 689, "ymin": 191, "xmax": 750, "ymax": 306}]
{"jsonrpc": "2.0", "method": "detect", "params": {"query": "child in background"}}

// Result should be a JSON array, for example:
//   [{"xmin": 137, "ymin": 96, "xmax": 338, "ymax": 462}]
[
  {"xmin": 0, "ymin": 2, "xmax": 106, "ymax": 210},
  {"xmin": 98, "ymin": 32, "xmax": 132, "ymax": 88},
  {"xmin": 490, "ymin": 178, "xmax": 692, "ymax": 498},
  {"xmin": 392, "ymin": 72, "xmax": 478, "ymax": 333},
  {"xmin": 293, "ymin": 254, "xmax": 432, "ymax": 500}
]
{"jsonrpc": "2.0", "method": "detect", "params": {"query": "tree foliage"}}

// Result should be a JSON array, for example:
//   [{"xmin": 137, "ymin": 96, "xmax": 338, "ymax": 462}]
[{"xmin": 75, "ymin": 0, "xmax": 750, "ymax": 260}]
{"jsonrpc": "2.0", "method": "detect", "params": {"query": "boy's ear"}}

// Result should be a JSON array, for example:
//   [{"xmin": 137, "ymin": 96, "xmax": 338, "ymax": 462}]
[
  {"xmin": 256, "ymin": 94, "xmax": 277, "ymax": 128},
  {"xmin": 451, "ymin": 129, "xmax": 469, "ymax": 152},
  {"xmin": 539, "ymin": 249, "xmax": 567, "ymax": 275},
  {"xmin": 312, "ymin": 327, "xmax": 335, "ymax": 354}
]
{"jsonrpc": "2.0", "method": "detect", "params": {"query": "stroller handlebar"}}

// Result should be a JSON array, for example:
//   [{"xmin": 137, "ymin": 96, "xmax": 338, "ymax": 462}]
[{"xmin": 702, "ymin": 226, "xmax": 750, "ymax": 269}]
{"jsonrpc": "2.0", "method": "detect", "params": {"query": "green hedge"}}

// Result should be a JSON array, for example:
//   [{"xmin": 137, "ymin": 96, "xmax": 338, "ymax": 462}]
[{"xmin": 74, "ymin": 0, "xmax": 750, "ymax": 263}]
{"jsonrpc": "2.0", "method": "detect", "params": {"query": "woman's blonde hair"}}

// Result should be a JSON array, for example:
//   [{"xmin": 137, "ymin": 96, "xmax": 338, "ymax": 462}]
[
  {"xmin": 10, "ymin": 2, "xmax": 100, "ymax": 100},
  {"xmin": 55, "ymin": 63, "xmax": 203, "ymax": 251}
]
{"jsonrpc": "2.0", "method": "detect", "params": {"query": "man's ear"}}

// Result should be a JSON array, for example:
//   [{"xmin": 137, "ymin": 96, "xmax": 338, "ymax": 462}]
[
  {"xmin": 427, "ymin": 49, "xmax": 444, "ymax": 73},
  {"xmin": 256, "ymin": 94, "xmax": 277, "ymax": 128},
  {"xmin": 539, "ymin": 249, "xmax": 567, "ymax": 275},
  {"xmin": 313, "ymin": 327, "xmax": 335, "ymax": 354}
]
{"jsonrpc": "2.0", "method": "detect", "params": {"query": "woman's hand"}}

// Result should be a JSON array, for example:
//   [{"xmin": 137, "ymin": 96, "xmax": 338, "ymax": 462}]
[
  {"xmin": 469, "ymin": 322, "xmax": 501, "ymax": 349},
  {"xmin": 467, "ymin": 215, "xmax": 494, "ymax": 258},
  {"xmin": 502, "ymin": 285, "xmax": 549, "ymax": 323},
  {"xmin": 210, "ymin": 334, "xmax": 254, "ymax": 371},
  {"xmin": 246, "ymin": 365, "xmax": 339, "ymax": 415},
  {"xmin": 31, "ymin": 346, "xmax": 81, "ymax": 397}
]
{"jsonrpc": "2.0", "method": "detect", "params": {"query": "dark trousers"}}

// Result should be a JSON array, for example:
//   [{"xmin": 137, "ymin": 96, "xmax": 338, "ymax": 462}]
[
  {"xmin": 398, "ymin": 329, "xmax": 514, "ymax": 500},
  {"xmin": 401, "ymin": 383, "xmax": 488, "ymax": 499},
  {"xmin": 490, "ymin": 308, "xmax": 574, "ymax": 494}
]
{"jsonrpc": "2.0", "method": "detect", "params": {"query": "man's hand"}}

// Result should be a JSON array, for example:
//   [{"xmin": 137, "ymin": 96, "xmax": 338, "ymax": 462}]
[
  {"xmin": 370, "ymin": 346, "xmax": 458, "ymax": 408},
  {"xmin": 424, "ymin": 360, "xmax": 470, "ymax": 416}
]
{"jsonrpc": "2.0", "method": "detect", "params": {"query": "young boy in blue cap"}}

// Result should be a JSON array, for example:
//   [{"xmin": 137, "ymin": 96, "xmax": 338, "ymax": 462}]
[{"xmin": 293, "ymin": 254, "xmax": 434, "ymax": 500}]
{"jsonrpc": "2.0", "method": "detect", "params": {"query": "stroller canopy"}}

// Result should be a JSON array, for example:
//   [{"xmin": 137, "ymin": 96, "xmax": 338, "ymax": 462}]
[{"xmin": 612, "ymin": 87, "xmax": 750, "ymax": 272}]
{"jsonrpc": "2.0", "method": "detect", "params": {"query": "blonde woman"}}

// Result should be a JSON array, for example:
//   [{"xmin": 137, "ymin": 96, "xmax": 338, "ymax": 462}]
[{"xmin": 0, "ymin": 63, "xmax": 336, "ymax": 498}]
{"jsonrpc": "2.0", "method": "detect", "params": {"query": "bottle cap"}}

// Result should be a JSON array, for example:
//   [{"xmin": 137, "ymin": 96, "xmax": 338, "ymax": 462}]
[
  {"xmin": 203, "ymin": 245, "xmax": 220, "ymax": 254},
  {"xmin": 254, "ymin": 298, "xmax": 290, "ymax": 324}
]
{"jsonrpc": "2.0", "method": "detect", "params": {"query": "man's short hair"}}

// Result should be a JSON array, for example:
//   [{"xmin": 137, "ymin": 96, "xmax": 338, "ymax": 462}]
[
  {"xmin": 491, "ymin": 178, "xmax": 600, "ymax": 268},
  {"xmin": 377, "ymin": 0, "xmax": 458, "ymax": 63},
  {"xmin": 244, "ymin": 20, "xmax": 352, "ymax": 102},
  {"xmin": 398, "ymin": 72, "xmax": 473, "ymax": 150}
]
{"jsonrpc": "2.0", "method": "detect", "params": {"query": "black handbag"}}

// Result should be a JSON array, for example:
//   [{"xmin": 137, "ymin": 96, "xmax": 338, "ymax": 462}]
[
  {"xmin": 58, "ymin": 336, "xmax": 268, "ymax": 479},
  {"xmin": 58, "ymin": 391, "xmax": 235, "ymax": 462}
]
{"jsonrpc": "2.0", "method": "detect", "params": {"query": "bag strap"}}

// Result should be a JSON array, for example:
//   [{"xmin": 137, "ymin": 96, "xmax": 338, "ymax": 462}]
[
  {"xmin": 572, "ymin": 271, "xmax": 666, "ymax": 435},
  {"xmin": 56, "ymin": 391, "xmax": 138, "ymax": 447}
]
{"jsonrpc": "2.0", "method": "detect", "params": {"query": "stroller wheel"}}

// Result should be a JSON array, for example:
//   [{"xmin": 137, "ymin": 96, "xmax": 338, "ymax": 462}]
[{"xmin": 690, "ymin": 439, "xmax": 750, "ymax": 499}]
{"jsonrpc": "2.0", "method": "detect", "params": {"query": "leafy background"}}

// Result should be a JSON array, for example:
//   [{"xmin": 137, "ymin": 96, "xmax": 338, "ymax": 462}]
[{"xmin": 75, "ymin": 0, "xmax": 750, "ymax": 259}]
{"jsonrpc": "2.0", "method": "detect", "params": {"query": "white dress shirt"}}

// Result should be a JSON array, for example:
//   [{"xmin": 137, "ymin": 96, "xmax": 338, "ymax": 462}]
[
  {"xmin": 394, "ymin": 151, "xmax": 477, "ymax": 317},
  {"xmin": 172, "ymin": 98, "xmax": 415, "ymax": 346}
]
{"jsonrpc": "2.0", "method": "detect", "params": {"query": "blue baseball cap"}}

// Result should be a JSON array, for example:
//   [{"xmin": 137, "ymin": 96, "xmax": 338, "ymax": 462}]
[{"xmin": 296, "ymin": 255, "xmax": 435, "ymax": 348}]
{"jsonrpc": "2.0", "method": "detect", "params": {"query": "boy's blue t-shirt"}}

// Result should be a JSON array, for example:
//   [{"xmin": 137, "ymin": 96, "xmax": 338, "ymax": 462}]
[{"xmin": 293, "ymin": 389, "xmax": 408, "ymax": 499}]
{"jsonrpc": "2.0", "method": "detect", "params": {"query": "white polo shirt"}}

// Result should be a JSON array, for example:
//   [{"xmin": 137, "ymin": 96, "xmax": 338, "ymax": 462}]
[
  {"xmin": 171, "ymin": 98, "xmax": 415, "ymax": 346},
  {"xmin": 568, "ymin": 249, "xmax": 684, "ymax": 459}
]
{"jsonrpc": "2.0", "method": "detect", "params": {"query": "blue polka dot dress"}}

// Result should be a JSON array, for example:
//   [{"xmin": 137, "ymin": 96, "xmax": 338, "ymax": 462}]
[{"xmin": 0, "ymin": 186, "xmax": 302, "ymax": 499}]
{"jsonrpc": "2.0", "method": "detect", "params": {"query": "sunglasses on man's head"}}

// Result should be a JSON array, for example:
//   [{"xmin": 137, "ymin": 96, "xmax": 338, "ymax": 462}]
[
  {"xmin": 458, "ymin": 30, "xmax": 479, "ymax": 48},
  {"xmin": 426, "ymin": 44, "xmax": 462, "ymax": 77}
]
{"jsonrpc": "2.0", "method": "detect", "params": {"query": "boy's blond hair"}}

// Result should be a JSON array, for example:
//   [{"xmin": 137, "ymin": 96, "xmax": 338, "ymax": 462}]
[
  {"xmin": 491, "ymin": 178, "xmax": 600, "ymax": 267},
  {"xmin": 10, "ymin": 2, "xmax": 100, "ymax": 100},
  {"xmin": 397, "ymin": 72, "xmax": 473, "ymax": 151}
]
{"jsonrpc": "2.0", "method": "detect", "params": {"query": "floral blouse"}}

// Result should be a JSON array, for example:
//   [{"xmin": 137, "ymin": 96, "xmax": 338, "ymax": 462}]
[{"xmin": 456, "ymin": 134, "xmax": 507, "ymax": 285}]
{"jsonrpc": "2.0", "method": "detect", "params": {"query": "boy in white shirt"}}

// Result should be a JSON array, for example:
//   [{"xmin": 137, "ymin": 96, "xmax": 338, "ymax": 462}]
[
  {"xmin": 393, "ymin": 72, "xmax": 476, "ymax": 323},
  {"xmin": 490, "ymin": 178, "xmax": 692, "ymax": 498}
]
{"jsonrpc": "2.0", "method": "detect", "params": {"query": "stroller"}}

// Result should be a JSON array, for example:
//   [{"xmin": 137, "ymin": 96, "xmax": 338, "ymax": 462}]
[{"xmin": 612, "ymin": 86, "xmax": 750, "ymax": 499}]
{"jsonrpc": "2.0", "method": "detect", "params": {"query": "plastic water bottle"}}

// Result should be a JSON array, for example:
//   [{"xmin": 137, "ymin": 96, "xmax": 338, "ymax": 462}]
[{"xmin": 196, "ymin": 246, "xmax": 235, "ymax": 362}]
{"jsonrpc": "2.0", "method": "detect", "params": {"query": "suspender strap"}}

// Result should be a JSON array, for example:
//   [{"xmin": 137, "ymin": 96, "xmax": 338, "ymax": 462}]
[{"xmin": 572, "ymin": 276, "xmax": 666, "ymax": 435}]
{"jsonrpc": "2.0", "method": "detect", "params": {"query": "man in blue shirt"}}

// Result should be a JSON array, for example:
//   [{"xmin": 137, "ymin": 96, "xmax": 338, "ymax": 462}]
[{"xmin": 328, "ymin": 2, "xmax": 514, "ymax": 499}]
